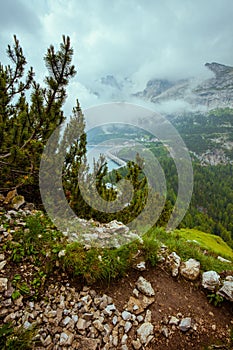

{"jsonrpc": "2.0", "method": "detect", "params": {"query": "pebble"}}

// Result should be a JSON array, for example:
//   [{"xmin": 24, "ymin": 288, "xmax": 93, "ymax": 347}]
[
  {"xmin": 122, "ymin": 311, "xmax": 132, "ymax": 320},
  {"xmin": 179, "ymin": 317, "xmax": 192, "ymax": 332}
]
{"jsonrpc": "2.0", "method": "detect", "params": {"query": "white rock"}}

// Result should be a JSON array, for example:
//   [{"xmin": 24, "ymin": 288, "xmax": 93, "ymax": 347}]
[
  {"xmin": 136, "ymin": 276, "xmax": 155, "ymax": 297},
  {"xmin": 136, "ymin": 261, "xmax": 146, "ymax": 271},
  {"xmin": 202, "ymin": 271, "xmax": 220, "ymax": 291},
  {"xmin": 60, "ymin": 331, "xmax": 74, "ymax": 346},
  {"xmin": 144, "ymin": 310, "xmax": 152, "ymax": 323},
  {"xmin": 60, "ymin": 332, "xmax": 68, "ymax": 345},
  {"xmin": 105, "ymin": 304, "xmax": 116, "ymax": 315},
  {"xmin": 137, "ymin": 322, "xmax": 154, "ymax": 344},
  {"xmin": 180, "ymin": 258, "xmax": 200, "ymax": 281},
  {"xmin": 218, "ymin": 280, "xmax": 233, "ymax": 302},
  {"xmin": 112, "ymin": 315, "xmax": 118, "ymax": 325},
  {"xmin": 121, "ymin": 334, "xmax": 128, "ymax": 344},
  {"xmin": 122, "ymin": 311, "xmax": 132, "ymax": 320},
  {"xmin": 28, "ymin": 301, "xmax": 34, "ymax": 309},
  {"xmin": 63, "ymin": 316, "xmax": 72, "ymax": 326},
  {"xmin": 124, "ymin": 321, "xmax": 132, "ymax": 333},
  {"xmin": 161, "ymin": 326, "xmax": 169, "ymax": 338},
  {"xmin": 226, "ymin": 276, "xmax": 233, "ymax": 282},
  {"xmin": 0, "ymin": 260, "xmax": 7, "ymax": 270},
  {"xmin": 167, "ymin": 252, "xmax": 181, "ymax": 277},
  {"xmin": 104, "ymin": 323, "xmax": 111, "ymax": 336},
  {"xmin": 0, "ymin": 278, "xmax": 8, "ymax": 292},
  {"xmin": 217, "ymin": 256, "xmax": 232, "ymax": 263},
  {"xmin": 72, "ymin": 315, "xmax": 78, "ymax": 323},
  {"xmin": 23, "ymin": 321, "xmax": 32, "ymax": 329},
  {"xmin": 58, "ymin": 250, "xmax": 66, "ymax": 257},
  {"xmin": 137, "ymin": 315, "xmax": 144, "ymax": 323},
  {"xmin": 179, "ymin": 317, "xmax": 192, "ymax": 332},
  {"xmin": 169, "ymin": 316, "xmax": 180, "ymax": 326},
  {"xmin": 122, "ymin": 345, "xmax": 128, "ymax": 350},
  {"xmin": 112, "ymin": 332, "xmax": 118, "ymax": 347}
]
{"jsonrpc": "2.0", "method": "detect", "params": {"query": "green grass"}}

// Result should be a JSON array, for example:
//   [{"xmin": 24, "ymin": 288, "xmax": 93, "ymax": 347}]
[
  {"xmin": 175, "ymin": 228, "xmax": 233, "ymax": 260},
  {"xmin": 61, "ymin": 239, "xmax": 141, "ymax": 283},
  {"xmin": 150, "ymin": 227, "xmax": 233, "ymax": 273},
  {"xmin": 2, "ymin": 210, "xmax": 233, "ymax": 287}
]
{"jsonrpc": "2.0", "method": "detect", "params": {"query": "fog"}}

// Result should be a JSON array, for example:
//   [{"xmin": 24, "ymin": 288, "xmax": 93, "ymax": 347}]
[{"xmin": 1, "ymin": 0, "xmax": 233, "ymax": 112}]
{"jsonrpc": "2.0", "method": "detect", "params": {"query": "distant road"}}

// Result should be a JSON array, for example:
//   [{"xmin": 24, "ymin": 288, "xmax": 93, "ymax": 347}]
[{"xmin": 105, "ymin": 151, "xmax": 127, "ymax": 167}]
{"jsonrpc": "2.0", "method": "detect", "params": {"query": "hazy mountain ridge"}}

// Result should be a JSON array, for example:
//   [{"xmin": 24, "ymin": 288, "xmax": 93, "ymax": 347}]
[
  {"xmin": 95, "ymin": 62, "xmax": 233, "ymax": 110},
  {"xmin": 136, "ymin": 62, "xmax": 233, "ymax": 109}
]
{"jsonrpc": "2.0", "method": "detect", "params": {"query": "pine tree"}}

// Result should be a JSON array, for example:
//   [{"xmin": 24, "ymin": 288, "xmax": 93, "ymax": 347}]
[
  {"xmin": 0, "ymin": 36, "xmax": 76, "ymax": 202},
  {"xmin": 62, "ymin": 101, "xmax": 89, "ymax": 215}
]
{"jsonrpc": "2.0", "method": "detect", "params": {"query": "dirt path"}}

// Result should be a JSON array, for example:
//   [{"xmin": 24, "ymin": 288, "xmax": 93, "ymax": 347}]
[{"xmin": 93, "ymin": 265, "xmax": 233, "ymax": 349}]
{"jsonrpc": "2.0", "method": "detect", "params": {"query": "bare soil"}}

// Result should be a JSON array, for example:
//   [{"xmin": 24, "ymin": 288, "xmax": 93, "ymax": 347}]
[{"xmin": 92, "ymin": 265, "xmax": 233, "ymax": 350}]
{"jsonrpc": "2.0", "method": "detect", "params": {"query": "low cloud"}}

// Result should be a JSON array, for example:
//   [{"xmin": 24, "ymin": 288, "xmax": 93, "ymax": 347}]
[{"xmin": 1, "ymin": 0, "xmax": 233, "ymax": 112}]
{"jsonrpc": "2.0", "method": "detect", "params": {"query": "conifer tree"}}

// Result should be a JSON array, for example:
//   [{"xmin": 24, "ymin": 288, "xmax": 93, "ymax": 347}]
[{"xmin": 0, "ymin": 36, "xmax": 76, "ymax": 202}]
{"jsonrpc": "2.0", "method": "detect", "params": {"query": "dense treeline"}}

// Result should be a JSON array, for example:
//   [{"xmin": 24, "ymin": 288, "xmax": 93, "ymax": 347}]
[
  {"xmin": 182, "ymin": 163, "xmax": 233, "ymax": 242},
  {"xmin": 161, "ymin": 159, "xmax": 233, "ymax": 247}
]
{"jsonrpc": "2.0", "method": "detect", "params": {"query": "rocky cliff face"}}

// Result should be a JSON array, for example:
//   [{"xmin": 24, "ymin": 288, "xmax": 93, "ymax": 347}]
[
  {"xmin": 136, "ymin": 62, "xmax": 233, "ymax": 110},
  {"xmin": 193, "ymin": 62, "xmax": 233, "ymax": 108}
]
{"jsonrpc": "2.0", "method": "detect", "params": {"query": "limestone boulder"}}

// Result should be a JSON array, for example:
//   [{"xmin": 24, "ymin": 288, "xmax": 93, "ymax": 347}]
[
  {"xmin": 202, "ymin": 271, "xmax": 220, "ymax": 291},
  {"xmin": 218, "ymin": 280, "xmax": 233, "ymax": 302},
  {"xmin": 180, "ymin": 258, "xmax": 200, "ymax": 281}
]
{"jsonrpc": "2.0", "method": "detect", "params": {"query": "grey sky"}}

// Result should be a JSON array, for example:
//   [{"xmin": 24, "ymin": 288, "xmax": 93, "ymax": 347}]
[{"xmin": 1, "ymin": 0, "xmax": 233, "ymax": 110}]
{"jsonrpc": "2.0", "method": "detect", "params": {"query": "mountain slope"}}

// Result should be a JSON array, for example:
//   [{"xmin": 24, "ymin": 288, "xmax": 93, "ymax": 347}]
[{"xmin": 136, "ymin": 62, "xmax": 233, "ymax": 109}]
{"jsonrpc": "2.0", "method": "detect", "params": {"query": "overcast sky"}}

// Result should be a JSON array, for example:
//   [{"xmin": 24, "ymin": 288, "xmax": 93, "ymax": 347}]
[{"xmin": 1, "ymin": 0, "xmax": 233, "ymax": 111}]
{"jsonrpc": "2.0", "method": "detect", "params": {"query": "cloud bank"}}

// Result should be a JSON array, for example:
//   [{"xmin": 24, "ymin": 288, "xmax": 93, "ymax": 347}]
[{"xmin": 1, "ymin": 0, "xmax": 233, "ymax": 111}]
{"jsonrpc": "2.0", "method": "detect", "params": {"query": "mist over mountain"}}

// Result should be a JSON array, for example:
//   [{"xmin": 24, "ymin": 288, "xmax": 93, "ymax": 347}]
[{"xmin": 92, "ymin": 62, "xmax": 233, "ymax": 112}]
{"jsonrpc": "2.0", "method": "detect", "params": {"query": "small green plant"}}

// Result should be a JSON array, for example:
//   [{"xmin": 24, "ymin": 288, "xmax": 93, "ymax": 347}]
[
  {"xmin": 11, "ymin": 290, "xmax": 21, "ymax": 300},
  {"xmin": 12, "ymin": 274, "xmax": 30, "ymax": 296},
  {"xmin": 12, "ymin": 274, "xmax": 22, "ymax": 284},
  {"xmin": 61, "ymin": 239, "xmax": 140, "ymax": 283},
  {"xmin": 30, "ymin": 270, "xmax": 47, "ymax": 298},
  {"xmin": 207, "ymin": 293, "xmax": 224, "ymax": 307},
  {"xmin": 9, "ymin": 242, "xmax": 26, "ymax": 263},
  {"xmin": 0, "ymin": 323, "xmax": 14, "ymax": 349},
  {"xmin": 0, "ymin": 323, "xmax": 36, "ymax": 350},
  {"xmin": 142, "ymin": 231, "xmax": 159, "ymax": 266},
  {"xmin": 26, "ymin": 214, "xmax": 45, "ymax": 237}
]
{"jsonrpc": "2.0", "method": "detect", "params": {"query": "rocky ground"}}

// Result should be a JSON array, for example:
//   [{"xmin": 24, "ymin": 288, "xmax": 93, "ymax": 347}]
[
  {"xmin": 0, "ymin": 200, "xmax": 232, "ymax": 349},
  {"xmin": 1, "ymin": 262, "xmax": 232, "ymax": 349}
]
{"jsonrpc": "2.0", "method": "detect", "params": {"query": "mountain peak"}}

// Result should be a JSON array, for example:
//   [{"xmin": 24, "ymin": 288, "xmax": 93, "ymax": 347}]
[
  {"xmin": 205, "ymin": 62, "xmax": 233, "ymax": 78},
  {"xmin": 100, "ymin": 75, "xmax": 121, "ymax": 89}
]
